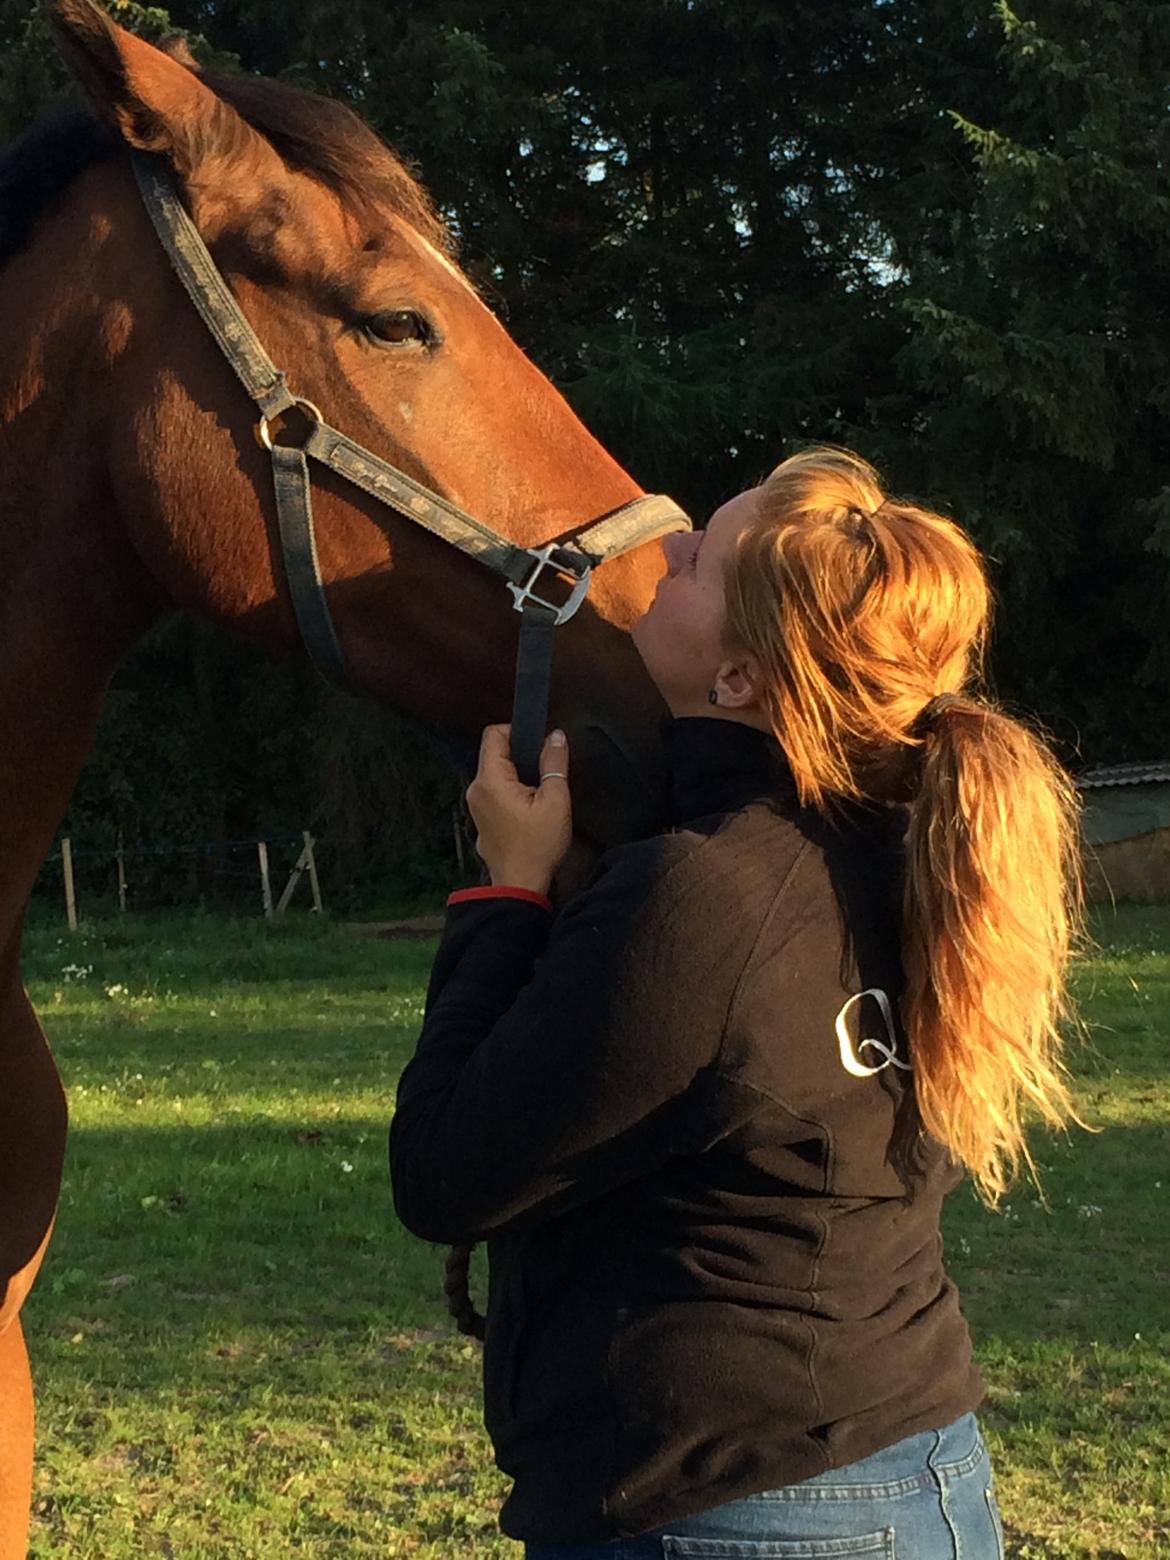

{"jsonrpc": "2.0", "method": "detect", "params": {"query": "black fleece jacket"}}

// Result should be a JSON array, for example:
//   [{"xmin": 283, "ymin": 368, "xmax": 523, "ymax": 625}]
[{"xmin": 389, "ymin": 717, "xmax": 982, "ymax": 1544}]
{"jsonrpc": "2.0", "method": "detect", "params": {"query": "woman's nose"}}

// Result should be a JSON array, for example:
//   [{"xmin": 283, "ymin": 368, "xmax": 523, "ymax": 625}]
[{"xmin": 663, "ymin": 533, "xmax": 688, "ymax": 574}]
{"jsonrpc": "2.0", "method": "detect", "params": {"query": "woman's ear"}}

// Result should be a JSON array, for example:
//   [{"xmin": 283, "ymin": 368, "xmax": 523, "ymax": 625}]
[{"xmin": 712, "ymin": 654, "xmax": 763, "ymax": 710}]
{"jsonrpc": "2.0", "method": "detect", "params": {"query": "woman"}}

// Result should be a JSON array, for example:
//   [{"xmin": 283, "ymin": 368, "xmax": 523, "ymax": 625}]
[{"xmin": 389, "ymin": 447, "xmax": 1080, "ymax": 1558}]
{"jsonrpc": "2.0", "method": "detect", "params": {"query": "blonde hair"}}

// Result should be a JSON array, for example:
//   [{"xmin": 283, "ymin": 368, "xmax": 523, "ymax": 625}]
[{"xmin": 724, "ymin": 446, "xmax": 1082, "ymax": 1204}]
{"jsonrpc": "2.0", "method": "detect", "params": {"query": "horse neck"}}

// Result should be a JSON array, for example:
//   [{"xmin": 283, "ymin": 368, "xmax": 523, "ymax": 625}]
[{"xmin": 0, "ymin": 211, "xmax": 164, "ymax": 949}]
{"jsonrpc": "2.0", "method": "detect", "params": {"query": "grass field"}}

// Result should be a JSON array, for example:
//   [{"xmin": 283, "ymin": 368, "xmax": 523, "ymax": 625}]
[{"xmin": 17, "ymin": 905, "xmax": 1170, "ymax": 1559}]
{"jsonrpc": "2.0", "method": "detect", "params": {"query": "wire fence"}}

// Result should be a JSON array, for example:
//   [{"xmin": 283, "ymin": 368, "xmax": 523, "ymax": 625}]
[
  {"xmin": 34, "ymin": 804, "xmax": 477, "ymax": 923},
  {"xmin": 34, "ymin": 831, "xmax": 324, "ymax": 926}
]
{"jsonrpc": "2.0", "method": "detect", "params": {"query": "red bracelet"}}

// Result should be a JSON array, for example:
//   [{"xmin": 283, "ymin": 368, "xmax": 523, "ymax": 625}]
[{"xmin": 447, "ymin": 885, "xmax": 553, "ymax": 912}]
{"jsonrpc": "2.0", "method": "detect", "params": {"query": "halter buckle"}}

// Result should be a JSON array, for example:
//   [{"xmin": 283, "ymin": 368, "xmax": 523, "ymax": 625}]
[{"xmin": 508, "ymin": 544, "xmax": 592, "ymax": 625}]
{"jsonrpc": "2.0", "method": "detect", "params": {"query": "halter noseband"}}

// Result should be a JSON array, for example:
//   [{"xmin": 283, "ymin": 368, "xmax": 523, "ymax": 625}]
[{"xmin": 130, "ymin": 153, "xmax": 691, "ymax": 783}]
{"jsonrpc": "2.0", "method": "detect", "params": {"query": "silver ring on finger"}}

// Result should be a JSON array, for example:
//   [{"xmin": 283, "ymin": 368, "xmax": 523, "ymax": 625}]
[{"xmin": 540, "ymin": 770, "xmax": 569, "ymax": 782}]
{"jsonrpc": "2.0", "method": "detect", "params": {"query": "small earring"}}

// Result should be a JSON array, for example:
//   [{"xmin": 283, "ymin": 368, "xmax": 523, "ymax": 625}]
[{"xmin": 707, "ymin": 689, "xmax": 719, "ymax": 706}]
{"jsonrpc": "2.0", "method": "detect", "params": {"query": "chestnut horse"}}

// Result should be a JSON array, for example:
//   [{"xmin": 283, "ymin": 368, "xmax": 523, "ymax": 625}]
[{"xmin": 0, "ymin": 1, "xmax": 679, "ymax": 1547}]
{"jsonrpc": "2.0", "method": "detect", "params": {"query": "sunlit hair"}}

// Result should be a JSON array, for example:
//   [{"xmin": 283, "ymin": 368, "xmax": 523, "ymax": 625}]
[{"xmin": 723, "ymin": 446, "xmax": 1083, "ymax": 1204}]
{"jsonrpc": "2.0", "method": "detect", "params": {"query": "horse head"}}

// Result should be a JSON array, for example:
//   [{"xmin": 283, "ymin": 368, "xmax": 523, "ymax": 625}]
[{"xmin": 38, "ymin": 0, "xmax": 684, "ymax": 852}]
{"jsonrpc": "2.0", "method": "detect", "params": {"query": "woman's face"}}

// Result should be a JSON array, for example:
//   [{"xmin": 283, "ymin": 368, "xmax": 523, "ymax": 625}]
[{"xmin": 632, "ymin": 487, "xmax": 763, "ymax": 718}]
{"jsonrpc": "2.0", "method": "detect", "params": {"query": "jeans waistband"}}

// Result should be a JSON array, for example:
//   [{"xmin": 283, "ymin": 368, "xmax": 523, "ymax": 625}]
[{"xmin": 753, "ymin": 1412, "xmax": 986, "ymax": 1504}]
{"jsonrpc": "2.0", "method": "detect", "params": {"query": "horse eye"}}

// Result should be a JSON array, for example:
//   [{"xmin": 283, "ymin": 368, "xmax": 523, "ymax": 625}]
[{"xmin": 365, "ymin": 309, "xmax": 432, "ymax": 347}]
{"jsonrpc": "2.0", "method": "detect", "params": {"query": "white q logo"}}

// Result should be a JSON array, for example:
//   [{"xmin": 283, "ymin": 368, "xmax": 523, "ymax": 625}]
[{"xmin": 835, "ymin": 988, "xmax": 911, "ymax": 1078}]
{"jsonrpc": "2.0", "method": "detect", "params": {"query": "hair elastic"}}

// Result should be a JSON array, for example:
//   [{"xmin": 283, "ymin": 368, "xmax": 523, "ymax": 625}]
[
  {"xmin": 847, "ymin": 499, "xmax": 888, "ymax": 526},
  {"xmin": 915, "ymin": 692, "xmax": 963, "ymax": 736}
]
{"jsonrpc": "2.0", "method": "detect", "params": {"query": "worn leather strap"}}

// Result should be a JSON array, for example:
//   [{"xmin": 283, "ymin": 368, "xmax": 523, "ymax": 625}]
[
  {"xmin": 572, "ymin": 495, "xmax": 693, "ymax": 563},
  {"xmin": 510, "ymin": 606, "xmax": 559, "ymax": 786},
  {"xmin": 132, "ymin": 154, "xmax": 296, "ymax": 421},
  {"xmin": 270, "ymin": 445, "xmax": 350, "ymax": 690},
  {"xmin": 300, "ymin": 420, "xmax": 534, "ymax": 579}
]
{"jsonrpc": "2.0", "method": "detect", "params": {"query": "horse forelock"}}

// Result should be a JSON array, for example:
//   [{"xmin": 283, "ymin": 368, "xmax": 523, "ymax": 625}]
[
  {"xmin": 199, "ymin": 67, "xmax": 452, "ymax": 255},
  {"xmin": 0, "ymin": 67, "xmax": 453, "ymax": 274}
]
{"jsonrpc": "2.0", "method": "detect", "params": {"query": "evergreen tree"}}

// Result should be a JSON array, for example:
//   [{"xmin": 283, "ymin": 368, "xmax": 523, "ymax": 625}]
[{"xmin": 895, "ymin": 0, "xmax": 1170, "ymax": 758}]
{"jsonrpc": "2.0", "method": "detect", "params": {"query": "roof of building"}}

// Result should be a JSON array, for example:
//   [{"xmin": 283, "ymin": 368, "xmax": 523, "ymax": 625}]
[{"xmin": 1077, "ymin": 762, "xmax": 1170, "ymax": 790}]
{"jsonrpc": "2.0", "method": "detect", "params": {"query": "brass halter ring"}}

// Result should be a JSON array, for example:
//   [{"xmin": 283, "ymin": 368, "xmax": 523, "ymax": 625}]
[{"xmin": 257, "ymin": 397, "xmax": 324, "ymax": 451}]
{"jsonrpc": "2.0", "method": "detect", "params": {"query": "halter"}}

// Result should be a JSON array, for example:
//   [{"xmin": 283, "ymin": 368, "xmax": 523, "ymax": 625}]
[{"xmin": 130, "ymin": 153, "xmax": 691, "ymax": 783}]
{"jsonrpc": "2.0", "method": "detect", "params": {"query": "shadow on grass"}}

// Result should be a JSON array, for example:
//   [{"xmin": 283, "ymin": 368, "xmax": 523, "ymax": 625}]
[
  {"xmin": 36, "ymin": 1117, "xmax": 462, "ymax": 1338},
  {"xmin": 22, "ymin": 910, "xmax": 439, "ymax": 996}
]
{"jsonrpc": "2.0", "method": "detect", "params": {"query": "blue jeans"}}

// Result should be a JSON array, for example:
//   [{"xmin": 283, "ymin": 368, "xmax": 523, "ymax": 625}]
[{"xmin": 525, "ymin": 1413, "xmax": 1004, "ymax": 1559}]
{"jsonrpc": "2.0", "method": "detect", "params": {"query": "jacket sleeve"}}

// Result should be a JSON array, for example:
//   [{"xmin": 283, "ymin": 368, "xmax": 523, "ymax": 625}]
[{"xmin": 388, "ymin": 841, "xmax": 746, "ymax": 1245}]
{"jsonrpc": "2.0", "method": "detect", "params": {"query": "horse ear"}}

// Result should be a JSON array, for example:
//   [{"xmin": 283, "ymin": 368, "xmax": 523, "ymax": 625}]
[{"xmin": 44, "ymin": 0, "xmax": 262, "ymax": 181}]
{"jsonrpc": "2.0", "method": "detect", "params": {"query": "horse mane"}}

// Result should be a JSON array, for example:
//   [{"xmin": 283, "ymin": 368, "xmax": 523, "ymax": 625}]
[{"xmin": 0, "ymin": 66, "xmax": 451, "ymax": 272}]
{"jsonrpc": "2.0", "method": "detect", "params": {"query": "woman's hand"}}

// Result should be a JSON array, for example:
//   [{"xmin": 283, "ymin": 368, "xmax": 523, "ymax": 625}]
[{"xmin": 465, "ymin": 725, "xmax": 573, "ymax": 896}]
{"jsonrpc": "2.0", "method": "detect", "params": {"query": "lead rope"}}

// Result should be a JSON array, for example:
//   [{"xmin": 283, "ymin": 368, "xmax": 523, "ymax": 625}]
[
  {"xmin": 443, "ymin": 585, "xmax": 561, "ymax": 1332},
  {"xmin": 444, "ymin": 1243, "xmax": 486, "ymax": 1340}
]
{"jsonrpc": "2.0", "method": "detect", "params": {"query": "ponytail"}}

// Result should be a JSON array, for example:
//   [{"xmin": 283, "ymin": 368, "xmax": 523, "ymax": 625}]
[
  {"xmin": 727, "ymin": 446, "xmax": 1083, "ymax": 1203},
  {"xmin": 903, "ymin": 699, "xmax": 1083, "ymax": 1203}
]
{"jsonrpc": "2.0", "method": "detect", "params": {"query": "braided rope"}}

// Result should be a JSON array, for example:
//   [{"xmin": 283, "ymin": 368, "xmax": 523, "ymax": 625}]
[{"xmin": 443, "ymin": 1242, "xmax": 486, "ymax": 1341}]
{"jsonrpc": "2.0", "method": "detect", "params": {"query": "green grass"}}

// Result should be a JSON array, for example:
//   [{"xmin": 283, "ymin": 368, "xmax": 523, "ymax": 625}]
[{"xmin": 17, "ymin": 906, "xmax": 1170, "ymax": 1558}]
